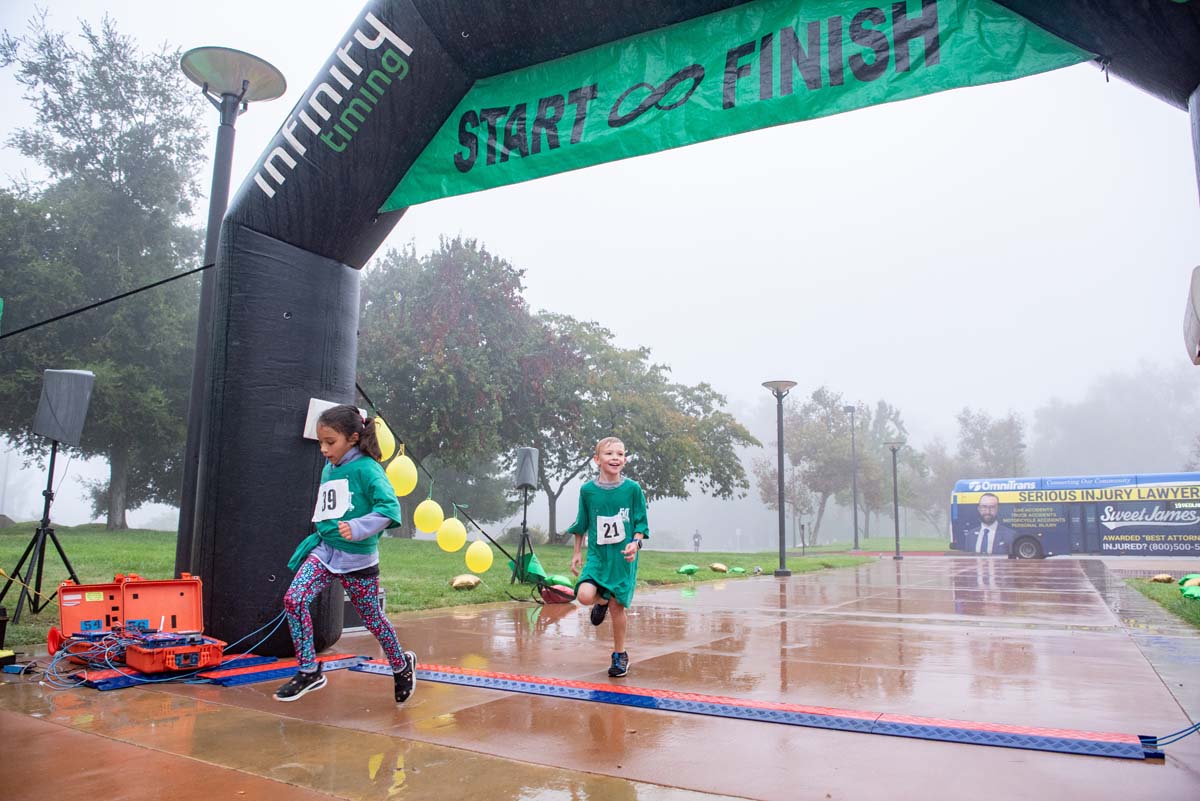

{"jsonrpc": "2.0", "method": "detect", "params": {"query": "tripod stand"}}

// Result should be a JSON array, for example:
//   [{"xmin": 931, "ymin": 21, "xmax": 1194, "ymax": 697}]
[
  {"xmin": 511, "ymin": 486, "xmax": 536, "ymax": 584},
  {"xmin": 0, "ymin": 440, "xmax": 80, "ymax": 624}
]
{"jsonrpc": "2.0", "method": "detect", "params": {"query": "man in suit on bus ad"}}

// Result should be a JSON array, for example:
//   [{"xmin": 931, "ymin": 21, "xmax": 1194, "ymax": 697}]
[{"xmin": 968, "ymin": 493, "xmax": 1018, "ymax": 555}]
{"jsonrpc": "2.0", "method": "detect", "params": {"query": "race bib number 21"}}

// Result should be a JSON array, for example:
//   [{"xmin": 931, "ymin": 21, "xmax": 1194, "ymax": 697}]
[
  {"xmin": 312, "ymin": 478, "xmax": 352, "ymax": 522},
  {"xmin": 596, "ymin": 513, "xmax": 626, "ymax": 545}
]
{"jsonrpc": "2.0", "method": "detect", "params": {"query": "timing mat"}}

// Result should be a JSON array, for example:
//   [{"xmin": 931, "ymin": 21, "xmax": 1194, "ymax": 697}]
[{"xmin": 351, "ymin": 660, "xmax": 1160, "ymax": 760}]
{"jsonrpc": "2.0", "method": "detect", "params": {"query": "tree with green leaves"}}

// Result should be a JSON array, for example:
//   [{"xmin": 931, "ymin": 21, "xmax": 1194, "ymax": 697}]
[
  {"xmin": 357, "ymin": 238, "xmax": 544, "ymax": 532},
  {"xmin": 752, "ymin": 455, "xmax": 813, "ymax": 544},
  {"xmin": 907, "ymin": 439, "xmax": 957, "ymax": 537},
  {"xmin": 779, "ymin": 387, "xmax": 853, "ymax": 542},
  {"xmin": 0, "ymin": 15, "xmax": 205, "ymax": 528},
  {"xmin": 955, "ymin": 408, "xmax": 1027, "ymax": 477},
  {"xmin": 829, "ymin": 401, "xmax": 890, "ymax": 539},
  {"xmin": 863, "ymin": 400, "xmax": 916, "ymax": 533},
  {"xmin": 358, "ymin": 238, "xmax": 534, "ymax": 462},
  {"xmin": 522, "ymin": 313, "xmax": 759, "ymax": 542},
  {"xmin": 356, "ymin": 240, "xmax": 758, "ymax": 540}
]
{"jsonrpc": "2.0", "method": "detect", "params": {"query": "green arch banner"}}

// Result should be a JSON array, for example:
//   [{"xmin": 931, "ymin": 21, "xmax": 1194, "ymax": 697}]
[{"xmin": 383, "ymin": 0, "xmax": 1089, "ymax": 210}]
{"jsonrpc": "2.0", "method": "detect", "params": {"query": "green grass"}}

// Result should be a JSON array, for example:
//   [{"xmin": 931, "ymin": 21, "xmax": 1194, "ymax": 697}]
[
  {"xmin": 1126, "ymin": 578, "xmax": 1200, "ymax": 630},
  {"xmin": 0, "ymin": 523, "xmax": 179, "ymax": 650},
  {"xmin": 0, "ymin": 521, "xmax": 873, "ymax": 649}
]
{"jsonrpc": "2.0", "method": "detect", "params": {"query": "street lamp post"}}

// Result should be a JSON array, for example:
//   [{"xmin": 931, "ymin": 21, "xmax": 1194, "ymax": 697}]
[
  {"xmin": 176, "ymin": 48, "xmax": 285, "ymax": 574},
  {"xmin": 763, "ymin": 380, "xmax": 798, "ymax": 577},
  {"xmin": 843, "ymin": 404, "xmax": 859, "ymax": 550},
  {"xmin": 885, "ymin": 440, "xmax": 905, "ymax": 561}
]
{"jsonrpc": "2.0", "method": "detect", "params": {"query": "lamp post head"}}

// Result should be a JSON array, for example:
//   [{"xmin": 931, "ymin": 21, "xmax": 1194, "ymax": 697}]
[
  {"xmin": 181, "ymin": 46, "xmax": 286, "ymax": 103},
  {"xmin": 884, "ymin": 440, "xmax": 906, "ymax": 452},
  {"xmin": 842, "ymin": 404, "xmax": 855, "ymax": 415},
  {"xmin": 762, "ymin": 380, "xmax": 798, "ymax": 398}
]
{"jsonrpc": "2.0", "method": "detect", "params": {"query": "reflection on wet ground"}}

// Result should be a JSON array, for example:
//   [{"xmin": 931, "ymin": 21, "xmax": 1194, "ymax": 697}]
[{"xmin": 2, "ymin": 556, "xmax": 1198, "ymax": 800}]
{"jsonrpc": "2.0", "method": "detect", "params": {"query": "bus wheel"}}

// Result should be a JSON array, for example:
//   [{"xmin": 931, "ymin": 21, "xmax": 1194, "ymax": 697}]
[{"xmin": 1014, "ymin": 538, "xmax": 1043, "ymax": 560}]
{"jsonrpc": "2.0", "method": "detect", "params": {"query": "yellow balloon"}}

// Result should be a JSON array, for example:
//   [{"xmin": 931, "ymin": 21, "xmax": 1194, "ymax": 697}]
[
  {"xmin": 385, "ymin": 455, "xmax": 418, "ymax": 497},
  {"xmin": 375, "ymin": 418, "xmax": 396, "ymax": 462},
  {"xmin": 436, "ymin": 518, "xmax": 467, "ymax": 553},
  {"xmin": 465, "ymin": 540, "xmax": 494, "ymax": 574},
  {"xmin": 413, "ymin": 498, "xmax": 444, "ymax": 534}
]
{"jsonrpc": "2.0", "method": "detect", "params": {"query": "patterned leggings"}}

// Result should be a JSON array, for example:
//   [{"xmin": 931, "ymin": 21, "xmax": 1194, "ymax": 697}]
[{"xmin": 283, "ymin": 555, "xmax": 407, "ymax": 673}]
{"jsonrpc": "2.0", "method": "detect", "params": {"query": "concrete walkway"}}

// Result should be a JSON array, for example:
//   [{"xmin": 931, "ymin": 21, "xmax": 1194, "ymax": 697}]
[{"xmin": 2, "ymin": 556, "xmax": 1198, "ymax": 800}]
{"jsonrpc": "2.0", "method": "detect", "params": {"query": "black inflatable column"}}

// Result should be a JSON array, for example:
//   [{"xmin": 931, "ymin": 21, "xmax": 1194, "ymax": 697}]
[{"xmin": 184, "ymin": 0, "xmax": 470, "ymax": 654}]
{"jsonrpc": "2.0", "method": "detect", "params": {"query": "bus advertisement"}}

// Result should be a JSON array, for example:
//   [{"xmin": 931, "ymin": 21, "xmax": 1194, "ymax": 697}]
[{"xmin": 949, "ymin": 472, "xmax": 1200, "ymax": 559}]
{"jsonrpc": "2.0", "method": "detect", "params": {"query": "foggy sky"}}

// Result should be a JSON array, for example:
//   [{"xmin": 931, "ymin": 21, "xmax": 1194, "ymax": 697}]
[{"xmin": 1, "ymin": 1, "xmax": 1198, "ymax": 536}]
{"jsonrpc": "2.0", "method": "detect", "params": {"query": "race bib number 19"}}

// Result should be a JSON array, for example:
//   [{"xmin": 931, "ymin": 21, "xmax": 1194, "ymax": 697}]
[
  {"xmin": 312, "ymin": 478, "xmax": 352, "ymax": 522},
  {"xmin": 596, "ymin": 513, "xmax": 626, "ymax": 545}
]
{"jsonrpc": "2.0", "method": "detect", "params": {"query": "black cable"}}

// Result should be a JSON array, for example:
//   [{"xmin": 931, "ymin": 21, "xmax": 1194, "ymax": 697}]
[
  {"xmin": 0, "ymin": 263, "xmax": 212, "ymax": 341},
  {"xmin": 454, "ymin": 505, "xmax": 517, "ymax": 565}
]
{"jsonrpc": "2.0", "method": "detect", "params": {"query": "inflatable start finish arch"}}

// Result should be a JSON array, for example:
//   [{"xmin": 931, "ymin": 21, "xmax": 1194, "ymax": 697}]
[{"xmin": 175, "ymin": 0, "xmax": 1200, "ymax": 654}]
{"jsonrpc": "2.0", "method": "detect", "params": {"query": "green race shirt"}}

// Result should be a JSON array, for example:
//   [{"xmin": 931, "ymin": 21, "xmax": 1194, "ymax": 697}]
[
  {"xmin": 567, "ymin": 478, "xmax": 649, "ymax": 607},
  {"xmin": 287, "ymin": 455, "xmax": 402, "ymax": 571}
]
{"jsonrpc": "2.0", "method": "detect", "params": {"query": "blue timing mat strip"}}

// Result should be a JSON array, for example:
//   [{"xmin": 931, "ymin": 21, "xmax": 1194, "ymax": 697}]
[
  {"xmin": 350, "ymin": 661, "xmax": 1158, "ymax": 760},
  {"xmin": 204, "ymin": 655, "xmax": 364, "ymax": 686},
  {"xmin": 80, "ymin": 655, "xmax": 278, "ymax": 691}
]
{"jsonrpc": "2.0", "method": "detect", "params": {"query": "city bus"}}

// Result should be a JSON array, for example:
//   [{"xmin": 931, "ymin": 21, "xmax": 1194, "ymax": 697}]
[{"xmin": 949, "ymin": 472, "xmax": 1200, "ymax": 559}]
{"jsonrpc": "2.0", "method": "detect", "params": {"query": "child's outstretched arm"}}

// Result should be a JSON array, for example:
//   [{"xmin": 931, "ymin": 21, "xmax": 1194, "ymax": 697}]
[
  {"xmin": 631, "ymin": 483, "xmax": 649, "ymax": 540},
  {"xmin": 571, "ymin": 533, "xmax": 584, "ymax": 575}
]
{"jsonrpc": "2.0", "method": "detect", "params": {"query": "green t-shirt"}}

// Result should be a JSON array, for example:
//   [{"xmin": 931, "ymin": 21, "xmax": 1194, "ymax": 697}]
[
  {"xmin": 287, "ymin": 456, "xmax": 402, "ymax": 571},
  {"xmin": 567, "ymin": 478, "xmax": 649, "ymax": 607}
]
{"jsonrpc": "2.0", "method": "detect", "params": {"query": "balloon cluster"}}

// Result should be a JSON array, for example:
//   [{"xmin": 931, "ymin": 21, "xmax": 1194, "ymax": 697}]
[
  {"xmin": 376, "ymin": 416, "xmax": 495, "ymax": 576},
  {"xmin": 435, "ymin": 511, "xmax": 493, "ymax": 574}
]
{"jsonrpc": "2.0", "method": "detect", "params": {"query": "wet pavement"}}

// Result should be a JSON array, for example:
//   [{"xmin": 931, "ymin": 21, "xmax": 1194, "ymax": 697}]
[{"xmin": 2, "ymin": 556, "xmax": 1198, "ymax": 800}]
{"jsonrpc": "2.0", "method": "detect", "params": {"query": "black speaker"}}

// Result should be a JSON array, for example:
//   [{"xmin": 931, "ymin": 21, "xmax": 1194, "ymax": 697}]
[
  {"xmin": 515, "ymin": 447, "xmax": 538, "ymax": 490},
  {"xmin": 32, "ymin": 370, "xmax": 94, "ymax": 446}
]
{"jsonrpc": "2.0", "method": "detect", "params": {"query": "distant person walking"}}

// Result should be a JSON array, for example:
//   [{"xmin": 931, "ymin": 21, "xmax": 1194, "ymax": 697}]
[{"xmin": 693, "ymin": 529, "xmax": 702, "ymax": 552}]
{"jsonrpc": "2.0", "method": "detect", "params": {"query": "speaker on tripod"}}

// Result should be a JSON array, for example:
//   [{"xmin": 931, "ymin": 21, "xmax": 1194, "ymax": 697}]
[
  {"xmin": 511, "ymin": 448, "xmax": 539, "ymax": 584},
  {"xmin": 0, "ymin": 370, "xmax": 93, "ymax": 623}
]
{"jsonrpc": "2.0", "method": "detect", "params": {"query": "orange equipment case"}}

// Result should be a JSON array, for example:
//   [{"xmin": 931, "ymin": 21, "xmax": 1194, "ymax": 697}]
[
  {"xmin": 125, "ymin": 635, "xmax": 227, "ymax": 673},
  {"xmin": 57, "ymin": 573, "xmax": 204, "ymax": 636},
  {"xmin": 54, "ymin": 573, "xmax": 221, "ymax": 673}
]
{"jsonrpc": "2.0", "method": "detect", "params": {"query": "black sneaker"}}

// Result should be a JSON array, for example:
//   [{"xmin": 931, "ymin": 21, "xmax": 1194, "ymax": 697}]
[
  {"xmin": 274, "ymin": 664, "xmax": 326, "ymax": 702},
  {"xmin": 608, "ymin": 651, "xmax": 629, "ymax": 677},
  {"xmin": 394, "ymin": 650, "xmax": 417, "ymax": 703},
  {"xmin": 590, "ymin": 602, "xmax": 609, "ymax": 626}
]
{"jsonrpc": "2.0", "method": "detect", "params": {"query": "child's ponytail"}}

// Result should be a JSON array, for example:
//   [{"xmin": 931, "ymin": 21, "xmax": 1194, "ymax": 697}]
[{"xmin": 357, "ymin": 415, "xmax": 383, "ymax": 461}]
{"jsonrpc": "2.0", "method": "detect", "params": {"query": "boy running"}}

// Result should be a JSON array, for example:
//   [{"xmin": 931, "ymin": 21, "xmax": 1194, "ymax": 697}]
[{"xmin": 569, "ymin": 436, "xmax": 649, "ymax": 677}]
